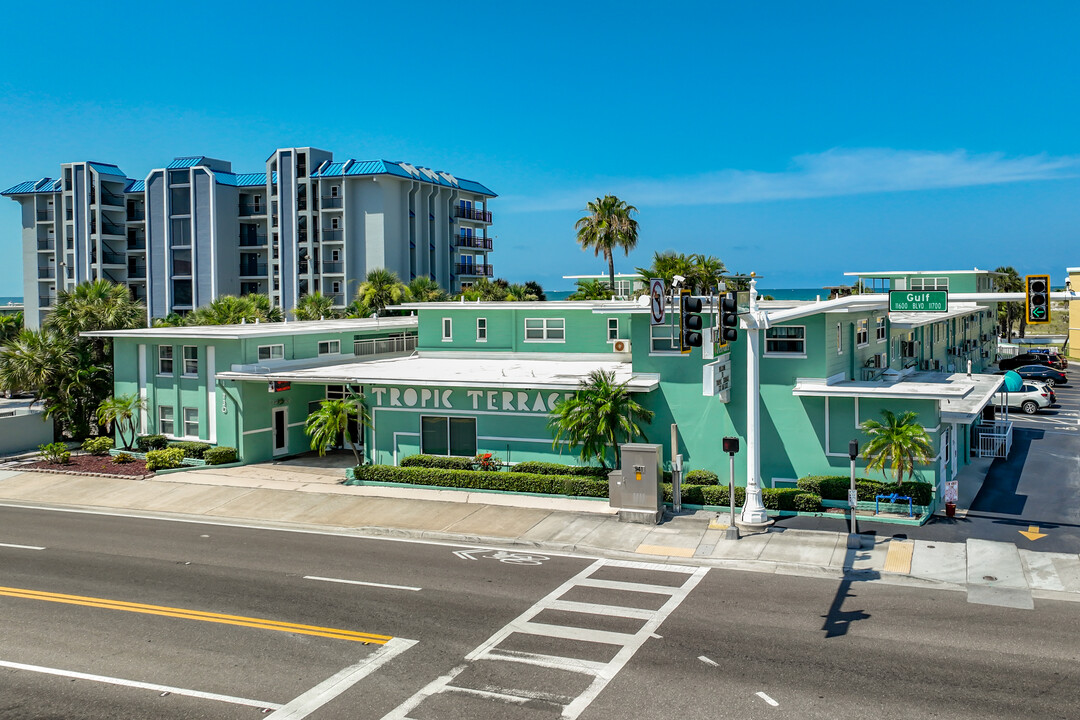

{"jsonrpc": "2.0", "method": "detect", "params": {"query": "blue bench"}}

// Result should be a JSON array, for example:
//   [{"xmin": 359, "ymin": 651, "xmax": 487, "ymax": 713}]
[{"xmin": 875, "ymin": 493, "xmax": 913, "ymax": 518}]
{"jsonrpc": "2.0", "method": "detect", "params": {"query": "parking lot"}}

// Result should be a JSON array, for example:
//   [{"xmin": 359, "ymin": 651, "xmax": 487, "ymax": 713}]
[{"xmin": 1002, "ymin": 373, "xmax": 1080, "ymax": 435}]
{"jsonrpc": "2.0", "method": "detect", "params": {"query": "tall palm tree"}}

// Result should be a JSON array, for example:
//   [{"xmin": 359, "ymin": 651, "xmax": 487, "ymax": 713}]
[
  {"xmin": 548, "ymin": 369, "xmax": 654, "ymax": 469},
  {"xmin": 994, "ymin": 266, "xmax": 1023, "ymax": 339},
  {"xmin": 249, "ymin": 293, "xmax": 284, "ymax": 323},
  {"xmin": 576, "ymin": 195, "xmax": 639, "ymax": 291},
  {"xmin": 691, "ymin": 254, "xmax": 727, "ymax": 294},
  {"xmin": 0, "ymin": 329, "xmax": 75, "ymax": 400},
  {"xmin": 407, "ymin": 277, "xmax": 449, "ymax": 303},
  {"xmin": 293, "ymin": 292, "xmax": 337, "ymax": 321},
  {"xmin": 354, "ymin": 269, "xmax": 411, "ymax": 316},
  {"xmin": 504, "ymin": 283, "xmax": 539, "ymax": 301},
  {"xmin": 567, "ymin": 279, "xmax": 613, "ymax": 301},
  {"xmin": 187, "ymin": 295, "xmax": 262, "ymax": 326},
  {"xmin": 860, "ymin": 410, "xmax": 934, "ymax": 486},
  {"xmin": 96, "ymin": 393, "xmax": 146, "ymax": 450},
  {"xmin": 305, "ymin": 395, "xmax": 371, "ymax": 466},
  {"xmin": 47, "ymin": 280, "xmax": 146, "ymax": 365}
]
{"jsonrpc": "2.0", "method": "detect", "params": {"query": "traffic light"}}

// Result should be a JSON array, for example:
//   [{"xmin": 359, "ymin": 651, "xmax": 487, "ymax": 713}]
[
  {"xmin": 679, "ymin": 289, "xmax": 702, "ymax": 352},
  {"xmin": 718, "ymin": 292, "xmax": 738, "ymax": 346},
  {"xmin": 1025, "ymin": 274, "xmax": 1051, "ymax": 324}
]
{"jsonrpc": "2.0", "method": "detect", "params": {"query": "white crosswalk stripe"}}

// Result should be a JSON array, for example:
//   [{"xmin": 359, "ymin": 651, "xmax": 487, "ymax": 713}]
[{"xmin": 382, "ymin": 558, "xmax": 707, "ymax": 719}]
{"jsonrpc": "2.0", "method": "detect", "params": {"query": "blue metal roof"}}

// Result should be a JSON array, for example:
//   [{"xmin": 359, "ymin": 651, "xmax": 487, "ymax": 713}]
[
  {"xmin": 88, "ymin": 162, "xmax": 127, "ymax": 178},
  {"xmin": 126, "ymin": 179, "xmax": 145, "ymax": 193},
  {"xmin": 167, "ymin": 157, "xmax": 205, "ymax": 169},
  {"xmin": 2, "ymin": 177, "xmax": 61, "ymax": 195},
  {"xmin": 212, "ymin": 172, "xmax": 267, "ymax": 187},
  {"xmin": 312, "ymin": 159, "xmax": 496, "ymax": 197}
]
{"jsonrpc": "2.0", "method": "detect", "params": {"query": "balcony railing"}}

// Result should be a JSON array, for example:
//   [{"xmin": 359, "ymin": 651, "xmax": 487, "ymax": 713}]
[
  {"xmin": 239, "ymin": 203, "xmax": 265, "ymax": 216},
  {"xmin": 94, "ymin": 220, "xmax": 126, "ymax": 236},
  {"xmin": 38, "ymin": 295, "xmax": 55, "ymax": 307},
  {"xmin": 455, "ymin": 236, "xmax": 493, "ymax": 250},
  {"xmin": 239, "ymin": 263, "xmax": 268, "ymax": 277},
  {"xmin": 128, "ymin": 265, "xmax": 147, "ymax": 279},
  {"xmin": 455, "ymin": 207, "xmax": 492, "ymax": 223},
  {"xmin": 37, "ymin": 267, "xmax": 55, "ymax": 279},
  {"xmin": 37, "ymin": 239, "xmax": 55, "ymax": 251},
  {"xmin": 977, "ymin": 420, "xmax": 1013, "ymax": 459},
  {"xmin": 321, "ymin": 261, "xmax": 344, "ymax": 274},
  {"xmin": 354, "ymin": 334, "xmax": 417, "ymax": 357},
  {"xmin": 321, "ymin": 196, "xmax": 343, "ymax": 209},
  {"xmin": 327, "ymin": 293, "xmax": 345, "ymax": 306},
  {"xmin": 128, "ymin": 239, "xmax": 146, "ymax": 250},
  {"xmin": 297, "ymin": 197, "xmax": 307, "ymax": 211},
  {"xmin": 36, "ymin": 210, "xmax": 54, "ymax": 222},
  {"xmin": 240, "ymin": 234, "xmax": 268, "ymax": 247},
  {"xmin": 172, "ymin": 261, "xmax": 192, "ymax": 276},
  {"xmin": 101, "ymin": 252, "xmax": 126, "ymax": 265},
  {"xmin": 127, "ymin": 210, "xmax": 145, "ymax": 221},
  {"xmin": 455, "ymin": 263, "xmax": 493, "ymax": 277},
  {"xmin": 100, "ymin": 190, "xmax": 125, "ymax": 207},
  {"xmin": 322, "ymin": 229, "xmax": 343, "ymax": 242}
]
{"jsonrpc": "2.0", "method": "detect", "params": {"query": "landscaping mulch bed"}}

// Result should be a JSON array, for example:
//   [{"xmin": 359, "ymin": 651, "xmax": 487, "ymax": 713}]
[{"xmin": 25, "ymin": 453, "xmax": 152, "ymax": 478}]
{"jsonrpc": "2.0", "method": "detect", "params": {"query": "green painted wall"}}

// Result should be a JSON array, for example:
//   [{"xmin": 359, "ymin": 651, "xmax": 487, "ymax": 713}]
[{"xmin": 417, "ymin": 306, "xmax": 624, "ymax": 354}]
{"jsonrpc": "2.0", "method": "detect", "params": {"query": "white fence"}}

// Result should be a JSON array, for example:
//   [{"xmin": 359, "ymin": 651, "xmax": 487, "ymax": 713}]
[
  {"xmin": 977, "ymin": 420, "xmax": 1013, "ymax": 459},
  {"xmin": 354, "ymin": 334, "xmax": 417, "ymax": 358}
]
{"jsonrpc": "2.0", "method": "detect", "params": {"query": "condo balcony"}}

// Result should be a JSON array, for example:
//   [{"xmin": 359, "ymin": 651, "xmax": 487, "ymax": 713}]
[
  {"xmin": 321, "ymin": 196, "xmax": 343, "ymax": 209},
  {"xmin": 92, "ymin": 251, "xmax": 126, "ymax": 266},
  {"xmin": 128, "ymin": 265, "xmax": 147, "ymax": 279},
  {"xmin": 127, "ymin": 238, "xmax": 146, "ymax": 251},
  {"xmin": 239, "ymin": 202, "xmax": 265, "ymax": 217},
  {"xmin": 92, "ymin": 219, "xmax": 126, "ymax": 237},
  {"xmin": 38, "ymin": 295, "xmax": 55, "ymax": 307},
  {"xmin": 455, "ymin": 207, "xmax": 492, "ymax": 223},
  {"xmin": 100, "ymin": 189, "xmax": 126, "ymax": 208},
  {"xmin": 322, "ymin": 229, "xmax": 343, "ymax": 242},
  {"xmin": 321, "ymin": 261, "xmax": 344, "ymax": 274},
  {"xmin": 240, "ymin": 234, "xmax": 268, "ymax": 247},
  {"xmin": 37, "ymin": 239, "xmax": 55, "ymax": 251},
  {"xmin": 127, "ymin": 209, "xmax": 145, "ymax": 222},
  {"xmin": 37, "ymin": 267, "xmax": 55, "ymax": 279},
  {"xmin": 455, "ymin": 236, "xmax": 493, "ymax": 250},
  {"xmin": 37, "ymin": 210, "xmax": 54, "ymax": 222},
  {"xmin": 239, "ymin": 263, "xmax": 268, "ymax": 277},
  {"xmin": 455, "ymin": 263, "xmax": 493, "ymax": 277}
]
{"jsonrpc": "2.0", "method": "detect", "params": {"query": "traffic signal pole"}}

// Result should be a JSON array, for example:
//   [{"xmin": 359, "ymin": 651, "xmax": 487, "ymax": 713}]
[{"xmin": 739, "ymin": 277, "xmax": 770, "ymax": 529}]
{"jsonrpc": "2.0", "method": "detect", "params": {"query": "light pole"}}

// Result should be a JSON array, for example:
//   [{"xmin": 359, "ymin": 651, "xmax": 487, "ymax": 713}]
[
  {"xmin": 739, "ymin": 277, "xmax": 770, "ymax": 529},
  {"xmin": 723, "ymin": 436, "xmax": 740, "ymax": 540},
  {"xmin": 846, "ymin": 439, "xmax": 860, "ymax": 548}
]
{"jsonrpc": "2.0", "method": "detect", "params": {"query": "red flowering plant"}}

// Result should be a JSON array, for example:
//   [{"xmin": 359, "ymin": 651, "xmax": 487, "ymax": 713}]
[{"xmin": 472, "ymin": 452, "xmax": 501, "ymax": 472}]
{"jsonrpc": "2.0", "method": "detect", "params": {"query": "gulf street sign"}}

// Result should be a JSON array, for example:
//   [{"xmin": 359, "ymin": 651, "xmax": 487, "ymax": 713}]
[{"xmin": 889, "ymin": 290, "xmax": 948, "ymax": 313}]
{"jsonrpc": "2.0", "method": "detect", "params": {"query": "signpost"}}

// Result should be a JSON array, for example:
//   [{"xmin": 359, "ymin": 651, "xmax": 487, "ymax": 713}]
[
  {"xmin": 889, "ymin": 290, "xmax": 948, "ymax": 313},
  {"xmin": 649, "ymin": 279, "xmax": 665, "ymax": 326}
]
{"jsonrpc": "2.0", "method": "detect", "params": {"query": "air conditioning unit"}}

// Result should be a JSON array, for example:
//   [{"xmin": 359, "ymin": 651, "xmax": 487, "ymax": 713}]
[{"xmin": 612, "ymin": 338, "xmax": 631, "ymax": 353}]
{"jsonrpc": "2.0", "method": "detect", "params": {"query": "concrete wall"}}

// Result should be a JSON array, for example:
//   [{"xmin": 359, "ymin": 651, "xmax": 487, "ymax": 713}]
[{"xmin": 0, "ymin": 409, "xmax": 54, "ymax": 455}]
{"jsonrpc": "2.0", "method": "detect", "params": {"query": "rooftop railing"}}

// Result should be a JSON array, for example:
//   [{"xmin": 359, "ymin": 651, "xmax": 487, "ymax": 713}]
[{"xmin": 354, "ymin": 334, "xmax": 417, "ymax": 357}]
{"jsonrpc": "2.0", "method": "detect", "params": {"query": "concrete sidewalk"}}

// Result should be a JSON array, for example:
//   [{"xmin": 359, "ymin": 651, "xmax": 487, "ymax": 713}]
[{"xmin": 0, "ymin": 467, "xmax": 1078, "ymax": 608}]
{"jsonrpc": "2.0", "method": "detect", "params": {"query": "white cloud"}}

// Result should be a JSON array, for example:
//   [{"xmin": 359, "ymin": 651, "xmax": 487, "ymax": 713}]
[{"xmin": 500, "ymin": 148, "xmax": 1080, "ymax": 212}]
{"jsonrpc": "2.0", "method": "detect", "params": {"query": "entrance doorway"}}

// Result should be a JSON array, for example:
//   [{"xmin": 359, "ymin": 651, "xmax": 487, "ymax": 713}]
[{"xmin": 272, "ymin": 407, "xmax": 288, "ymax": 457}]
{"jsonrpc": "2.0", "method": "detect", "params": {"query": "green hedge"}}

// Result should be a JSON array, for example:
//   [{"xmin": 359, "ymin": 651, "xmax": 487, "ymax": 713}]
[
  {"xmin": 662, "ymin": 484, "xmax": 746, "ymax": 507},
  {"xmin": 684, "ymin": 469, "xmax": 719, "ymax": 485},
  {"xmin": 145, "ymin": 447, "xmax": 185, "ymax": 471},
  {"xmin": 661, "ymin": 484, "xmax": 823, "ymax": 512},
  {"xmin": 136, "ymin": 435, "xmax": 168, "ymax": 452},
  {"xmin": 204, "ymin": 446, "xmax": 238, "ymax": 465},
  {"xmin": 511, "ymin": 461, "xmax": 609, "ymax": 479},
  {"xmin": 798, "ymin": 475, "xmax": 933, "ymax": 506},
  {"xmin": 399, "ymin": 454, "xmax": 474, "ymax": 470},
  {"xmin": 171, "ymin": 441, "xmax": 211, "ymax": 459},
  {"xmin": 349, "ymin": 465, "xmax": 608, "ymax": 497}
]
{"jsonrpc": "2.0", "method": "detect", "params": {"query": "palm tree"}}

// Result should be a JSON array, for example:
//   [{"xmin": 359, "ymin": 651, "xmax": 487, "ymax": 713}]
[
  {"xmin": 504, "ymin": 283, "xmax": 539, "ymax": 301},
  {"xmin": 859, "ymin": 410, "xmax": 934, "ymax": 486},
  {"xmin": 153, "ymin": 313, "xmax": 186, "ymax": 328},
  {"xmin": 524, "ymin": 281, "xmax": 547, "ymax": 302},
  {"xmin": 691, "ymin": 254, "xmax": 727, "ymax": 293},
  {"xmin": 994, "ymin": 266, "xmax": 1023, "ymax": 339},
  {"xmin": 305, "ymin": 395, "xmax": 371, "ymax": 466},
  {"xmin": 0, "ymin": 329, "xmax": 75, "ymax": 400},
  {"xmin": 567, "ymin": 279, "xmax": 613, "ymax": 301},
  {"xmin": 187, "ymin": 295, "xmax": 262, "ymax": 326},
  {"xmin": 96, "ymin": 393, "xmax": 146, "ymax": 450},
  {"xmin": 575, "ymin": 195, "xmax": 639, "ymax": 291},
  {"xmin": 548, "ymin": 369, "xmax": 654, "ymax": 469},
  {"xmin": 354, "ymin": 269, "xmax": 411, "ymax": 316},
  {"xmin": 0, "ymin": 312, "xmax": 23, "ymax": 344},
  {"xmin": 635, "ymin": 250, "xmax": 697, "ymax": 292},
  {"xmin": 249, "ymin": 293, "xmax": 284, "ymax": 323},
  {"xmin": 47, "ymin": 280, "xmax": 146, "ymax": 364},
  {"xmin": 407, "ymin": 277, "xmax": 449, "ymax": 303},
  {"xmin": 457, "ymin": 277, "xmax": 506, "ymax": 302},
  {"xmin": 293, "ymin": 292, "xmax": 337, "ymax": 321}
]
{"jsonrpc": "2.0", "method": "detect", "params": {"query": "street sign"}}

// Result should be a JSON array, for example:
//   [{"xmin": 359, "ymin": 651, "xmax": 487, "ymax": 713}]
[
  {"xmin": 847, "ymin": 489, "xmax": 858, "ymax": 507},
  {"xmin": 649, "ymin": 279, "xmax": 665, "ymax": 326},
  {"xmin": 889, "ymin": 290, "xmax": 948, "ymax": 313}
]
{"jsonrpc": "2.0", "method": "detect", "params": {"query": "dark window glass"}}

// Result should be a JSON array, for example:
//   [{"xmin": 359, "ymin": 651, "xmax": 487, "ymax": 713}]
[
  {"xmin": 449, "ymin": 417, "xmax": 477, "ymax": 457},
  {"xmin": 421, "ymin": 416, "xmax": 448, "ymax": 456}
]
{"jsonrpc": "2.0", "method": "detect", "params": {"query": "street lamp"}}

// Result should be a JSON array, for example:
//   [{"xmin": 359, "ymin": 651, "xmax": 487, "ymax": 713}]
[{"xmin": 846, "ymin": 439, "xmax": 861, "ymax": 549}]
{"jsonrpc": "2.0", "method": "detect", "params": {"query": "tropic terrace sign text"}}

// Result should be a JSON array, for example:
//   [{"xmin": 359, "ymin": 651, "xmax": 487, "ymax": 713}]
[
  {"xmin": 369, "ymin": 386, "xmax": 575, "ymax": 413},
  {"xmin": 889, "ymin": 290, "xmax": 948, "ymax": 313}
]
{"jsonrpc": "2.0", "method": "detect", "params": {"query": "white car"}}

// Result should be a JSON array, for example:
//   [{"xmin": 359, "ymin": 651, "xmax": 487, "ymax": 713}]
[{"xmin": 993, "ymin": 383, "xmax": 1052, "ymax": 415}]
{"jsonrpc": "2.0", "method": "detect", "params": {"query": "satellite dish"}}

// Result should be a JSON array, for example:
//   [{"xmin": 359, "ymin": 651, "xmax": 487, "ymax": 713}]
[{"xmin": 1003, "ymin": 370, "xmax": 1023, "ymax": 393}]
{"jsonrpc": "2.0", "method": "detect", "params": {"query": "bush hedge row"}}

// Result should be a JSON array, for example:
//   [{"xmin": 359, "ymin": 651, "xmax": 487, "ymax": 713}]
[
  {"xmin": 399, "ymin": 454, "xmax": 475, "ymax": 470},
  {"xmin": 511, "ymin": 461, "xmax": 609, "ymax": 478},
  {"xmin": 798, "ymin": 475, "xmax": 933, "ymax": 506},
  {"xmin": 171, "ymin": 441, "xmax": 211, "ymax": 459},
  {"xmin": 204, "ymin": 447, "xmax": 238, "ymax": 465},
  {"xmin": 684, "ymin": 469, "xmax": 719, "ymax": 485},
  {"xmin": 136, "ymin": 435, "xmax": 169, "ymax": 452},
  {"xmin": 350, "ymin": 465, "xmax": 608, "ymax": 497},
  {"xmin": 661, "ymin": 484, "xmax": 823, "ymax": 512}
]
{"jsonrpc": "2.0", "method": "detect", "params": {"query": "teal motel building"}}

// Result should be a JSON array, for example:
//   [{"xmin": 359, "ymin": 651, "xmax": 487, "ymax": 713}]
[{"xmin": 90, "ymin": 269, "xmax": 1009, "ymax": 512}]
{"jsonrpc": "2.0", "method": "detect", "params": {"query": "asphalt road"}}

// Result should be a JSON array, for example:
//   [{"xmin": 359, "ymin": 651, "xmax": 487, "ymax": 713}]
[{"xmin": 2, "ymin": 506, "xmax": 1079, "ymax": 719}]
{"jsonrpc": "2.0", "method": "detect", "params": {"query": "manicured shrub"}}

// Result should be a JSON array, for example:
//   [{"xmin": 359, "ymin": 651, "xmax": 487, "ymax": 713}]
[
  {"xmin": 685, "ymin": 469, "xmax": 719, "ymax": 485},
  {"xmin": 794, "ymin": 493, "xmax": 824, "ymax": 513},
  {"xmin": 81, "ymin": 437, "xmax": 114, "ymax": 456},
  {"xmin": 349, "ymin": 464, "xmax": 607, "ymax": 497},
  {"xmin": 136, "ymin": 434, "xmax": 168, "ymax": 452},
  {"xmin": 112, "ymin": 453, "xmax": 136, "ymax": 464},
  {"xmin": 511, "ymin": 461, "xmax": 609, "ymax": 478},
  {"xmin": 761, "ymin": 487, "xmax": 805, "ymax": 512},
  {"xmin": 662, "ymin": 484, "xmax": 745, "ymax": 507},
  {"xmin": 400, "ymin": 454, "xmax": 474, "ymax": 470},
  {"xmin": 39, "ymin": 442, "xmax": 70, "ymax": 465},
  {"xmin": 203, "ymin": 446, "xmax": 238, "ymax": 465},
  {"xmin": 145, "ymin": 447, "xmax": 184, "ymax": 471},
  {"xmin": 799, "ymin": 475, "xmax": 933, "ymax": 506},
  {"xmin": 171, "ymin": 441, "xmax": 211, "ymax": 459}
]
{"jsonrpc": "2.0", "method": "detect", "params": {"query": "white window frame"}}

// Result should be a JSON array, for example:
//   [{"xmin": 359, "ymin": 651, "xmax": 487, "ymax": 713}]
[
  {"xmin": 910, "ymin": 276, "xmax": 948, "ymax": 291},
  {"xmin": 876, "ymin": 316, "xmax": 887, "ymax": 342},
  {"xmin": 157, "ymin": 345, "xmax": 174, "ymax": 376},
  {"xmin": 330, "ymin": 185, "xmax": 339, "ymax": 198},
  {"xmin": 476, "ymin": 318, "xmax": 487, "ymax": 342},
  {"xmin": 764, "ymin": 325, "xmax": 806, "ymax": 358},
  {"xmin": 856, "ymin": 319, "xmax": 869, "ymax": 348},
  {"xmin": 524, "ymin": 317, "xmax": 565, "ymax": 343},
  {"xmin": 318, "ymin": 340, "xmax": 340, "ymax": 356},
  {"xmin": 159, "ymin": 405, "xmax": 175, "ymax": 436},
  {"xmin": 258, "ymin": 344, "xmax": 284, "ymax": 361},
  {"xmin": 442, "ymin": 318, "xmax": 453, "ymax": 342},
  {"xmin": 607, "ymin": 317, "xmax": 619, "ymax": 342},
  {"xmin": 182, "ymin": 407, "xmax": 199, "ymax": 439},
  {"xmin": 650, "ymin": 322, "xmax": 678, "ymax": 354},
  {"xmin": 331, "ymin": 217, "xmax": 339, "ymax": 230},
  {"xmin": 182, "ymin": 345, "xmax": 199, "ymax": 376},
  {"xmin": 331, "ymin": 281, "xmax": 341, "ymax": 294},
  {"xmin": 330, "ymin": 249, "xmax": 340, "ymax": 261},
  {"xmin": 837, "ymin": 323, "xmax": 843, "ymax": 355}
]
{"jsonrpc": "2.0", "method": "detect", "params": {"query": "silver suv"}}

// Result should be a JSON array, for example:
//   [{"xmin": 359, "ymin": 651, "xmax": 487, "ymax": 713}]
[{"xmin": 993, "ymin": 383, "xmax": 1052, "ymax": 415}]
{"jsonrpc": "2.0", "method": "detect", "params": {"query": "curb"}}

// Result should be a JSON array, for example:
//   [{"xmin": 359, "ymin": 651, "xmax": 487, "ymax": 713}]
[{"xmin": 15, "ymin": 467, "xmax": 155, "ymax": 481}]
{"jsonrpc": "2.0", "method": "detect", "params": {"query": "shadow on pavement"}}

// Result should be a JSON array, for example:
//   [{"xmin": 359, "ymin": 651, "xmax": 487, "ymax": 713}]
[
  {"xmin": 970, "ymin": 428, "xmax": 1044, "ymax": 515},
  {"xmin": 821, "ymin": 541, "xmax": 879, "ymax": 639}
]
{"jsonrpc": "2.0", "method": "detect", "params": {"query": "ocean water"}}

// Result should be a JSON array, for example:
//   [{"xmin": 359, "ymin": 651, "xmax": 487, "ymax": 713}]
[
  {"xmin": 546, "ymin": 288, "xmax": 824, "ymax": 301},
  {"xmin": 0, "ymin": 297, "xmax": 23, "ymax": 305}
]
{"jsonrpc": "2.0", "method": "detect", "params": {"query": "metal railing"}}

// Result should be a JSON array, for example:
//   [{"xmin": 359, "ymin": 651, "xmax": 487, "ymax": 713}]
[
  {"xmin": 172, "ymin": 261, "xmax": 192, "ymax": 276},
  {"xmin": 455, "ymin": 236, "xmax": 493, "ymax": 249},
  {"xmin": 95, "ymin": 220, "xmax": 126, "ymax": 236},
  {"xmin": 239, "ymin": 203, "xmax": 265, "ymax": 216},
  {"xmin": 354, "ymin": 334, "xmax": 417, "ymax": 357},
  {"xmin": 977, "ymin": 420, "xmax": 1013, "ymax": 458},
  {"xmin": 37, "ymin": 239, "xmax": 55, "ymax": 251},
  {"xmin": 239, "ymin": 263, "xmax": 268, "ymax": 276},
  {"xmin": 38, "ymin": 295, "xmax": 55, "ymax": 306},
  {"xmin": 128, "ymin": 265, "xmax": 146, "ymax": 279},
  {"xmin": 36, "ymin": 210, "xmax": 54, "ymax": 222},
  {"xmin": 240, "ymin": 234, "xmax": 268, "ymax": 247},
  {"xmin": 128, "ymin": 239, "xmax": 146, "ymax": 250},
  {"xmin": 455, "ymin": 263, "xmax": 493, "ymax": 276},
  {"xmin": 327, "ymin": 293, "xmax": 345, "ymax": 306},
  {"xmin": 37, "ymin": 267, "xmax": 55, "ymax": 279},
  {"xmin": 321, "ymin": 261, "xmax": 344, "ymax": 273},
  {"xmin": 321, "ymin": 196, "xmax": 343, "ymax": 209},
  {"xmin": 101, "ymin": 190, "xmax": 125, "ymax": 207},
  {"xmin": 127, "ymin": 210, "xmax": 145, "ymax": 221},
  {"xmin": 322, "ymin": 229, "xmax": 343, "ymax": 242},
  {"xmin": 102, "ymin": 251, "xmax": 126, "ymax": 265},
  {"xmin": 455, "ymin": 207, "xmax": 492, "ymax": 222}
]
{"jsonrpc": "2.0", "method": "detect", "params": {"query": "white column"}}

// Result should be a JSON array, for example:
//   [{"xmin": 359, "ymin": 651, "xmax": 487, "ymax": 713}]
[
  {"xmin": 207, "ymin": 345, "xmax": 217, "ymax": 444},
  {"xmin": 740, "ymin": 326, "xmax": 769, "ymax": 524},
  {"xmin": 137, "ymin": 344, "xmax": 147, "ymax": 434}
]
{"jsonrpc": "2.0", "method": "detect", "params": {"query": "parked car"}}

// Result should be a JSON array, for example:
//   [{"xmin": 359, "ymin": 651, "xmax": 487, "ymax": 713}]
[
  {"xmin": 992, "ymin": 383, "xmax": 1053, "ymax": 415},
  {"xmin": 1007, "ymin": 365, "xmax": 1068, "ymax": 387},
  {"xmin": 999, "ymin": 353, "xmax": 1057, "ymax": 371},
  {"xmin": 1028, "ymin": 349, "xmax": 1068, "ymax": 369},
  {"xmin": 1026, "ymin": 379, "xmax": 1057, "ymax": 405}
]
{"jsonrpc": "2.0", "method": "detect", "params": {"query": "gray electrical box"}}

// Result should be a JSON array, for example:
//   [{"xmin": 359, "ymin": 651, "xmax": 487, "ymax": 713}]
[{"xmin": 607, "ymin": 443, "xmax": 663, "ymax": 524}]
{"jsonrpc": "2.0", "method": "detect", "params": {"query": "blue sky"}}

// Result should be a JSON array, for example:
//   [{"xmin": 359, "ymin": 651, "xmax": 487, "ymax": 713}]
[{"xmin": 2, "ymin": 1, "xmax": 1079, "ymax": 294}]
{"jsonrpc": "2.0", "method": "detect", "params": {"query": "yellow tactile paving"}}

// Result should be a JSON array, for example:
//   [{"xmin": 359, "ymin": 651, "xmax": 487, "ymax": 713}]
[
  {"xmin": 882, "ymin": 540, "xmax": 914, "ymax": 574},
  {"xmin": 636, "ymin": 543, "xmax": 696, "ymax": 558}
]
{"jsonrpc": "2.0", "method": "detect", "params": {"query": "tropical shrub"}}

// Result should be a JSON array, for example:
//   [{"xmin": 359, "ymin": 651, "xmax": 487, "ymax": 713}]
[
  {"xmin": 472, "ymin": 453, "xmax": 501, "ymax": 471},
  {"xmin": 171, "ymin": 441, "xmax": 211, "ymax": 459},
  {"xmin": 548, "ymin": 368, "xmax": 654, "ymax": 469},
  {"xmin": 400, "ymin": 454, "xmax": 474, "ymax": 470},
  {"xmin": 81, "ymin": 436, "xmax": 115, "ymax": 456},
  {"xmin": 305, "ymin": 396, "xmax": 370, "ymax": 466},
  {"xmin": 145, "ymin": 447, "xmax": 185, "ymax": 471},
  {"xmin": 38, "ymin": 442, "xmax": 71, "ymax": 464},
  {"xmin": 684, "ymin": 469, "xmax": 719, "ymax": 485},
  {"xmin": 349, "ymin": 464, "xmax": 607, "ymax": 497},
  {"xmin": 136, "ymin": 434, "xmax": 169, "ymax": 451},
  {"xmin": 112, "ymin": 452, "xmax": 136, "ymax": 464},
  {"xmin": 204, "ymin": 446, "xmax": 238, "ymax": 465}
]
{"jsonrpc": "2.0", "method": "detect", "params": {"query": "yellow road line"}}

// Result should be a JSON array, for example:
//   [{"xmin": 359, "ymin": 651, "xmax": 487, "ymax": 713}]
[
  {"xmin": 0, "ymin": 586, "xmax": 391, "ymax": 644},
  {"xmin": 882, "ymin": 541, "xmax": 914, "ymax": 574}
]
